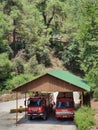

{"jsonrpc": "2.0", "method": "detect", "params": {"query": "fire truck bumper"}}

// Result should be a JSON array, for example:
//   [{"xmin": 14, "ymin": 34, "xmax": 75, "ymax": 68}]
[
  {"xmin": 28, "ymin": 113, "xmax": 44, "ymax": 119},
  {"xmin": 55, "ymin": 112, "xmax": 74, "ymax": 119}
]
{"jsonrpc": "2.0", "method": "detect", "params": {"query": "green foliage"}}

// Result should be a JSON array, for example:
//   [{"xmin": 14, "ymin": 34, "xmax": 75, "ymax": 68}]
[
  {"xmin": 85, "ymin": 64, "xmax": 98, "ymax": 98},
  {"xmin": 76, "ymin": 0, "xmax": 98, "ymax": 41},
  {"xmin": 0, "ymin": 0, "xmax": 98, "ymax": 93},
  {"xmin": 36, "ymin": 48, "xmax": 51, "ymax": 67},
  {"xmin": 93, "ymin": 87, "xmax": 98, "ymax": 101},
  {"xmin": 85, "ymin": 65, "xmax": 98, "ymax": 89},
  {"xmin": 25, "ymin": 56, "xmax": 38, "ymax": 74},
  {"xmin": 62, "ymin": 40, "xmax": 81, "ymax": 72},
  {"xmin": 74, "ymin": 106, "xmax": 95, "ymax": 130},
  {"xmin": 0, "ymin": 53, "xmax": 12, "ymax": 80},
  {"xmin": 0, "ymin": 43, "xmax": 13, "ymax": 58},
  {"xmin": 61, "ymin": 0, "xmax": 98, "ymax": 74},
  {"xmin": 25, "ymin": 56, "xmax": 45, "ymax": 75},
  {"xmin": 79, "ymin": 42, "xmax": 98, "ymax": 74},
  {"xmin": 12, "ymin": 57, "xmax": 24, "ymax": 75},
  {"xmin": 50, "ymin": 41, "xmax": 65, "ymax": 59},
  {"xmin": 0, "ymin": 81, "xmax": 6, "ymax": 92},
  {"xmin": 0, "ymin": 11, "xmax": 10, "ymax": 38},
  {"xmin": 5, "ymin": 74, "xmax": 34, "ymax": 91}
]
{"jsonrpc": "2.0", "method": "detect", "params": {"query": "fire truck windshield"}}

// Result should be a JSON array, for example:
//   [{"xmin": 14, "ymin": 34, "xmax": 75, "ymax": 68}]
[
  {"xmin": 28, "ymin": 100, "xmax": 42, "ymax": 107},
  {"xmin": 56, "ymin": 101, "xmax": 74, "ymax": 108}
]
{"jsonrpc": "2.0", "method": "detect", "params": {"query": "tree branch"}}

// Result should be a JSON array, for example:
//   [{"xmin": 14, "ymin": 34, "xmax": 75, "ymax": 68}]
[{"xmin": 47, "ymin": 9, "xmax": 55, "ymax": 28}]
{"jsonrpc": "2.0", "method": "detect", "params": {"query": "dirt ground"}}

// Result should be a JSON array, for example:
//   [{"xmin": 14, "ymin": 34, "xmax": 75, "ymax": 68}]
[{"xmin": 91, "ymin": 100, "xmax": 98, "ymax": 130}]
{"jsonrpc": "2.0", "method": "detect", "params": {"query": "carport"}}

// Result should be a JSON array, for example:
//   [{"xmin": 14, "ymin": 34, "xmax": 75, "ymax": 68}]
[{"xmin": 12, "ymin": 69, "xmax": 90, "ymax": 125}]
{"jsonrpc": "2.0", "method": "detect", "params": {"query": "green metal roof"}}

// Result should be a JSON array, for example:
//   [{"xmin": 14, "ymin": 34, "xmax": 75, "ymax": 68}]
[{"xmin": 47, "ymin": 70, "xmax": 90, "ymax": 91}]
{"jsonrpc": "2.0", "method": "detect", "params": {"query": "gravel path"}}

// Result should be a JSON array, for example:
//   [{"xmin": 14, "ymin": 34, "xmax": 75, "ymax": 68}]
[{"xmin": 0, "ymin": 99, "xmax": 25, "ymax": 112}]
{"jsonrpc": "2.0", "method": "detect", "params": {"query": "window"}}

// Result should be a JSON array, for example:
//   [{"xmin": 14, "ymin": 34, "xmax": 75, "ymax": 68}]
[
  {"xmin": 28, "ymin": 100, "xmax": 42, "ymax": 107},
  {"xmin": 56, "ymin": 101, "xmax": 74, "ymax": 108}
]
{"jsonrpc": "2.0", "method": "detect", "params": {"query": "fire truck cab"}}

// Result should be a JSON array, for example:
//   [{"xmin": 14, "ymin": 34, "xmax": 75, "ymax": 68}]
[
  {"xmin": 55, "ymin": 92, "xmax": 74, "ymax": 119},
  {"xmin": 27, "ymin": 97, "xmax": 49, "ymax": 120}
]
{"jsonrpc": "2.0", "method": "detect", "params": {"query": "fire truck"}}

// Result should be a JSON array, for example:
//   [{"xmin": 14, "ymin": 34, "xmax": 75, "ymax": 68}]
[
  {"xmin": 26, "ymin": 93, "xmax": 54, "ymax": 120},
  {"xmin": 55, "ymin": 92, "xmax": 74, "ymax": 119}
]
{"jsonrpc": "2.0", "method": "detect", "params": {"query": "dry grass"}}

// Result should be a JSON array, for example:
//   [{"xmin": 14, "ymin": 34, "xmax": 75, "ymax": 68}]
[{"xmin": 0, "ymin": 92, "xmax": 25, "ymax": 102}]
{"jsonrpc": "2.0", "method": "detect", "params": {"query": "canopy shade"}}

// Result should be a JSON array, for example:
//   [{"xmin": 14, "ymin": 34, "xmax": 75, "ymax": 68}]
[
  {"xmin": 48, "ymin": 70, "xmax": 90, "ymax": 92},
  {"xmin": 12, "ymin": 70, "xmax": 90, "ymax": 92}
]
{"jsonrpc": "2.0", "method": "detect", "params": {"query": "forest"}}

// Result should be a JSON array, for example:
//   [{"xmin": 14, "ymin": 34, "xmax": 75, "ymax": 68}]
[{"xmin": 0, "ymin": 0, "xmax": 98, "ymax": 99}]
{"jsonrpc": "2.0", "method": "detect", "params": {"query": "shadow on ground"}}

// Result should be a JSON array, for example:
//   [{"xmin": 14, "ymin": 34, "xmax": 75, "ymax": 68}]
[{"xmin": 18, "ymin": 113, "xmax": 75, "ymax": 126}]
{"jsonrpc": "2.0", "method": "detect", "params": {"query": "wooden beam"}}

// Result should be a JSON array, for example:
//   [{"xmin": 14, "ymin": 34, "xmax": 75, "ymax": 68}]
[
  {"xmin": 16, "ymin": 92, "xmax": 18, "ymax": 126},
  {"xmin": 24, "ymin": 92, "xmax": 27, "ymax": 118},
  {"xmin": 12, "ymin": 75, "xmax": 86, "ymax": 92},
  {"xmin": 81, "ymin": 92, "xmax": 84, "ymax": 106}
]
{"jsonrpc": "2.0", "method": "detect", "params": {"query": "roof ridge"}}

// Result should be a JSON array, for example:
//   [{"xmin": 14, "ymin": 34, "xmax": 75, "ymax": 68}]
[{"xmin": 47, "ymin": 69, "xmax": 90, "ymax": 91}]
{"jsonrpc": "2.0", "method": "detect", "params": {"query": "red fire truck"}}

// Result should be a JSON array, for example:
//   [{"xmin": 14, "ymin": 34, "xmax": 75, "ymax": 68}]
[
  {"xmin": 55, "ymin": 92, "xmax": 74, "ymax": 119},
  {"xmin": 26, "ymin": 93, "xmax": 54, "ymax": 120},
  {"xmin": 27, "ymin": 97, "xmax": 50, "ymax": 120}
]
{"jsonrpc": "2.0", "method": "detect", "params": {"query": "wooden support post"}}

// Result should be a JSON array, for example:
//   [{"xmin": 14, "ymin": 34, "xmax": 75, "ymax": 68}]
[
  {"xmin": 81, "ymin": 92, "xmax": 84, "ymax": 106},
  {"xmin": 25, "ymin": 92, "xmax": 27, "ymax": 118},
  {"xmin": 16, "ymin": 92, "xmax": 18, "ymax": 126}
]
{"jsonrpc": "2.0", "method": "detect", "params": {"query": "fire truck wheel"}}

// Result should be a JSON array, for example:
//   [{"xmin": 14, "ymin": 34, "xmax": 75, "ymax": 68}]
[
  {"xmin": 43, "ymin": 112, "xmax": 47, "ymax": 120},
  {"xmin": 28, "ymin": 116, "xmax": 32, "ymax": 120},
  {"xmin": 56, "ymin": 117, "xmax": 60, "ymax": 120}
]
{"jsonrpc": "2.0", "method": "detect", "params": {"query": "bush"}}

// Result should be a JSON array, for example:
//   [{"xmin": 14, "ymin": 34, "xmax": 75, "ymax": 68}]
[
  {"xmin": 5, "ymin": 74, "xmax": 34, "ymax": 90},
  {"xmin": 12, "ymin": 57, "xmax": 24, "ymax": 75},
  {"xmin": 0, "ymin": 42, "xmax": 13, "ymax": 58},
  {"xmin": 93, "ymin": 87, "xmax": 98, "ymax": 101},
  {"xmin": 62, "ymin": 40, "xmax": 81, "ymax": 73},
  {"xmin": 25, "ymin": 56, "xmax": 45, "ymax": 75},
  {"xmin": 74, "ymin": 106, "xmax": 95, "ymax": 130},
  {"xmin": 36, "ymin": 48, "xmax": 51, "ymax": 67},
  {"xmin": 39, "ymin": 49, "xmax": 51, "ymax": 67},
  {"xmin": 0, "ymin": 53, "xmax": 12, "ymax": 80}
]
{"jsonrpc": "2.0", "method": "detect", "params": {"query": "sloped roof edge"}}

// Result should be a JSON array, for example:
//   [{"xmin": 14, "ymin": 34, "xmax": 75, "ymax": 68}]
[
  {"xmin": 12, "ymin": 69, "xmax": 90, "ymax": 92},
  {"xmin": 47, "ymin": 70, "xmax": 90, "ymax": 91}
]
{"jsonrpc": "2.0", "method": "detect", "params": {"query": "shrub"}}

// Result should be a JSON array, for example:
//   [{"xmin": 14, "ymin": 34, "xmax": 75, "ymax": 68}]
[
  {"xmin": 25, "ymin": 56, "xmax": 45, "ymax": 75},
  {"xmin": 12, "ymin": 57, "xmax": 24, "ymax": 75},
  {"xmin": 0, "ymin": 53, "xmax": 12, "ymax": 80},
  {"xmin": 0, "ymin": 42, "xmax": 13, "ymax": 58},
  {"xmin": 36, "ymin": 48, "xmax": 51, "ymax": 67},
  {"xmin": 74, "ymin": 106, "xmax": 95, "ymax": 130},
  {"xmin": 5, "ymin": 74, "xmax": 34, "ymax": 90},
  {"xmin": 39, "ymin": 49, "xmax": 51, "ymax": 67}
]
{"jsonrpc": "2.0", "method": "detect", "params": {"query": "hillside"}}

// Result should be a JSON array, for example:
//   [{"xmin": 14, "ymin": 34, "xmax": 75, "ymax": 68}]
[
  {"xmin": 0, "ymin": 0, "xmax": 98, "ymax": 101},
  {"xmin": 44, "ymin": 51, "xmax": 65, "ymax": 72}
]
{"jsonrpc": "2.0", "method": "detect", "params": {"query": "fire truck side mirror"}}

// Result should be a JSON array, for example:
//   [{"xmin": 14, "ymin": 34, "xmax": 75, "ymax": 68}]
[{"xmin": 24, "ymin": 100, "xmax": 27, "ymax": 106}]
